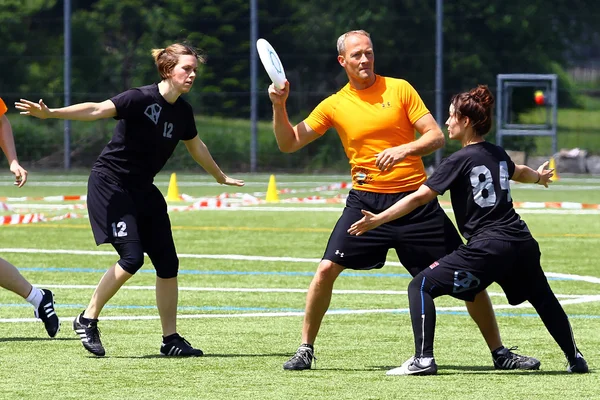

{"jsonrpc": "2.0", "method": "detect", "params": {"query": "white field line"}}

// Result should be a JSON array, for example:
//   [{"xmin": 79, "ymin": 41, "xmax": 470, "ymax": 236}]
[
  {"xmin": 2, "ymin": 248, "xmax": 600, "ymax": 283},
  {"xmin": 1, "ymin": 287, "xmax": 599, "ymax": 324},
  {"xmin": 14, "ymin": 284, "xmax": 594, "ymax": 298},
  {"xmin": 3, "ymin": 296, "xmax": 599, "ymax": 324},
  {"xmin": 1, "ymin": 248, "xmax": 599, "ymax": 323}
]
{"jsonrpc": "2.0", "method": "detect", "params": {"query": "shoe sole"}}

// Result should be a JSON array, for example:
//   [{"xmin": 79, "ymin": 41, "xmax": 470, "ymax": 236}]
[
  {"xmin": 494, "ymin": 361, "xmax": 541, "ymax": 370},
  {"xmin": 386, "ymin": 366, "xmax": 437, "ymax": 376},
  {"xmin": 283, "ymin": 365, "xmax": 312, "ymax": 371}
]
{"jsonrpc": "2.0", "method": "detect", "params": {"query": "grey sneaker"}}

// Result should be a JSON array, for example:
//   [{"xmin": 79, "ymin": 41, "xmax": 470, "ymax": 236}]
[
  {"xmin": 493, "ymin": 346, "xmax": 540, "ymax": 370},
  {"xmin": 283, "ymin": 344, "xmax": 315, "ymax": 370},
  {"xmin": 386, "ymin": 356, "xmax": 438, "ymax": 376}
]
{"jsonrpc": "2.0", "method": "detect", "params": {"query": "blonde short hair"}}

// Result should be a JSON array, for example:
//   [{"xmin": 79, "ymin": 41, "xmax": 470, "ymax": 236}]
[{"xmin": 336, "ymin": 30, "xmax": 371, "ymax": 55}]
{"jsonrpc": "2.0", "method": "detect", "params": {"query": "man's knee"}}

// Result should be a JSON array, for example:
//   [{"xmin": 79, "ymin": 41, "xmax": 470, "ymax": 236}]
[{"xmin": 314, "ymin": 260, "xmax": 344, "ymax": 283}]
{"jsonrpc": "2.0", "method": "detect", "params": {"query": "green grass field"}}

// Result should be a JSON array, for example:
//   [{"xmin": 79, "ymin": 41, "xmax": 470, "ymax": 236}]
[{"xmin": 0, "ymin": 172, "xmax": 598, "ymax": 399}]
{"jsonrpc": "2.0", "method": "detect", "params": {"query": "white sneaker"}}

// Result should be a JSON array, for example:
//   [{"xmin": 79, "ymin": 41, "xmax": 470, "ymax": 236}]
[{"xmin": 386, "ymin": 356, "xmax": 438, "ymax": 376}]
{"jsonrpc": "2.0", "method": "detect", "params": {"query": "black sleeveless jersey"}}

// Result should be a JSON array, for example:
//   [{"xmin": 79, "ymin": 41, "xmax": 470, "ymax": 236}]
[
  {"xmin": 92, "ymin": 83, "xmax": 197, "ymax": 186},
  {"xmin": 425, "ymin": 142, "xmax": 531, "ymax": 242}
]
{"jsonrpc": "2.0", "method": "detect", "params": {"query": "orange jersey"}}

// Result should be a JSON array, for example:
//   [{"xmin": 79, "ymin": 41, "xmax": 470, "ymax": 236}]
[
  {"xmin": 304, "ymin": 75, "xmax": 430, "ymax": 193},
  {"xmin": 0, "ymin": 97, "xmax": 7, "ymax": 117}
]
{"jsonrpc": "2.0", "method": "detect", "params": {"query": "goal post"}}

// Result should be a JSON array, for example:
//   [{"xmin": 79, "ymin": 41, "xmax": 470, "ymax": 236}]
[{"xmin": 496, "ymin": 74, "xmax": 558, "ymax": 155}]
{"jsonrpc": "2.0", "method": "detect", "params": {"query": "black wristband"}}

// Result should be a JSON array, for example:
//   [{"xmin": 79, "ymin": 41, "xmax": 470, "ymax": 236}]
[{"xmin": 535, "ymin": 172, "xmax": 541, "ymax": 184}]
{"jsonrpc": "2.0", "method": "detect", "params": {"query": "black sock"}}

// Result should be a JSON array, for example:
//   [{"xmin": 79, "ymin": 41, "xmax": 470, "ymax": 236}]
[
  {"xmin": 163, "ymin": 333, "xmax": 180, "ymax": 343},
  {"xmin": 491, "ymin": 346, "xmax": 506, "ymax": 357},
  {"xmin": 79, "ymin": 313, "xmax": 94, "ymax": 324},
  {"xmin": 300, "ymin": 343, "xmax": 314, "ymax": 350}
]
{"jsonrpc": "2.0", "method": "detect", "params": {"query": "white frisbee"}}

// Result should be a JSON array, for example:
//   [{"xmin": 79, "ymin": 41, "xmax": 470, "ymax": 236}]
[{"xmin": 256, "ymin": 38, "xmax": 286, "ymax": 89}]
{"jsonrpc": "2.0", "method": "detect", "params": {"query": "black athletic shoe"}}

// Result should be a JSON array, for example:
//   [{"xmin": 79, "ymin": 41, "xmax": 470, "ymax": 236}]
[
  {"xmin": 34, "ymin": 289, "xmax": 60, "ymax": 338},
  {"xmin": 283, "ymin": 344, "xmax": 316, "ymax": 370},
  {"xmin": 493, "ymin": 346, "xmax": 541, "ymax": 370},
  {"xmin": 386, "ymin": 356, "xmax": 438, "ymax": 376},
  {"xmin": 160, "ymin": 334, "xmax": 203, "ymax": 356},
  {"xmin": 73, "ymin": 312, "xmax": 105, "ymax": 356},
  {"xmin": 567, "ymin": 352, "xmax": 589, "ymax": 373}
]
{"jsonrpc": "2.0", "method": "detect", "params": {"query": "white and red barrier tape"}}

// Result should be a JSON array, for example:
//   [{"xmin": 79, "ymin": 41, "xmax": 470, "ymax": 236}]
[{"xmin": 0, "ymin": 212, "xmax": 84, "ymax": 225}]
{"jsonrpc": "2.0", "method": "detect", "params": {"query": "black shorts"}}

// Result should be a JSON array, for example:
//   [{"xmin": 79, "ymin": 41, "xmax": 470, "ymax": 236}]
[
  {"xmin": 323, "ymin": 189, "xmax": 463, "ymax": 276},
  {"xmin": 421, "ymin": 237, "xmax": 546, "ymax": 305},
  {"xmin": 87, "ymin": 171, "xmax": 177, "ymax": 263}
]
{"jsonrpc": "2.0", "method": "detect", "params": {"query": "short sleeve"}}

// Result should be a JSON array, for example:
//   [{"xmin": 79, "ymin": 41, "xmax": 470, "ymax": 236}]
[
  {"xmin": 304, "ymin": 95, "xmax": 336, "ymax": 135},
  {"xmin": 424, "ymin": 154, "xmax": 463, "ymax": 195},
  {"xmin": 501, "ymin": 148, "xmax": 516, "ymax": 178},
  {"xmin": 110, "ymin": 89, "xmax": 146, "ymax": 120},
  {"xmin": 399, "ymin": 80, "xmax": 430, "ymax": 125},
  {"xmin": 0, "ymin": 98, "xmax": 7, "ymax": 117}
]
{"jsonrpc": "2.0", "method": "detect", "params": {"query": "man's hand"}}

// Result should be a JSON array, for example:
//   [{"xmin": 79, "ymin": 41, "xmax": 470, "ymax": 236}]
[
  {"xmin": 375, "ymin": 145, "xmax": 410, "ymax": 171},
  {"xmin": 268, "ymin": 81, "xmax": 290, "ymax": 106},
  {"xmin": 9, "ymin": 160, "xmax": 27, "ymax": 187}
]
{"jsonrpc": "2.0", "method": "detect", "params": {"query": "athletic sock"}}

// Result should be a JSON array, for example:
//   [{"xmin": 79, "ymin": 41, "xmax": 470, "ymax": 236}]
[
  {"xmin": 163, "ymin": 333, "xmax": 180, "ymax": 343},
  {"xmin": 25, "ymin": 287, "xmax": 43, "ymax": 309},
  {"xmin": 491, "ymin": 346, "xmax": 506, "ymax": 358}
]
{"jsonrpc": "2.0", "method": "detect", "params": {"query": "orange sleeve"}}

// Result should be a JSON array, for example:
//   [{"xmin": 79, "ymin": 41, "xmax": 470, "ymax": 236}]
[
  {"xmin": 303, "ymin": 95, "xmax": 336, "ymax": 135},
  {"xmin": 0, "ymin": 98, "xmax": 7, "ymax": 117},
  {"xmin": 399, "ymin": 80, "xmax": 430, "ymax": 124}
]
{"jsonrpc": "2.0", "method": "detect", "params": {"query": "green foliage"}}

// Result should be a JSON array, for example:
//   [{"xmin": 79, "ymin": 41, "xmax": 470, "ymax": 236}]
[{"xmin": 2, "ymin": 0, "xmax": 600, "ymax": 167}]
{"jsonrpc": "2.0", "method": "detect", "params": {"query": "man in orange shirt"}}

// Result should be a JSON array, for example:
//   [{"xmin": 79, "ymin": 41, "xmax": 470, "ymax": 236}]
[
  {"xmin": 268, "ymin": 30, "xmax": 539, "ymax": 371},
  {"xmin": 0, "ymin": 97, "xmax": 60, "ymax": 337}
]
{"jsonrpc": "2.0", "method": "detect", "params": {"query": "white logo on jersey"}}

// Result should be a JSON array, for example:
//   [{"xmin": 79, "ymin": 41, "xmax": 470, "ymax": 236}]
[{"xmin": 144, "ymin": 103, "xmax": 162, "ymax": 125}]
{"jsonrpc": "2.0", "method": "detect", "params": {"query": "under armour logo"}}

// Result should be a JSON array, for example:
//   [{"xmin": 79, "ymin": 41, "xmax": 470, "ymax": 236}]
[
  {"xmin": 144, "ymin": 103, "xmax": 162, "ymax": 125},
  {"xmin": 335, "ymin": 250, "xmax": 344, "ymax": 258},
  {"xmin": 453, "ymin": 270, "xmax": 480, "ymax": 294}
]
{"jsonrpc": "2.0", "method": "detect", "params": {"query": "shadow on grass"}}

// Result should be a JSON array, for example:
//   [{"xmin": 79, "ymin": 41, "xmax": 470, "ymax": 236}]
[
  {"xmin": 109, "ymin": 352, "xmax": 292, "ymax": 359},
  {"xmin": 0, "ymin": 336, "xmax": 78, "ymax": 342}
]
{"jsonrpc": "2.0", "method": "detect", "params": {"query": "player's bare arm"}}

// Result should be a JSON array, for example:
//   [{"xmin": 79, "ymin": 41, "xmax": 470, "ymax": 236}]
[
  {"xmin": 348, "ymin": 185, "xmax": 438, "ymax": 236},
  {"xmin": 269, "ymin": 81, "xmax": 321, "ymax": 153},
  {"xmin": 0, "ymin": 115, "xmax": 28, "ymax": 187},
  {"xmin": 15, "ymin": 99, "xmax": 117, "ymax": 121},
  {"xmin": 512, "ymin": 161, "xmax": 553, "ymax": 188},
  {"xmin": 183, "ymin": 136, "xmax": 244, "ymax": 187},
  {"xmin": 375, "ymin": 113, "xmax": 444, "ymax": 171}
]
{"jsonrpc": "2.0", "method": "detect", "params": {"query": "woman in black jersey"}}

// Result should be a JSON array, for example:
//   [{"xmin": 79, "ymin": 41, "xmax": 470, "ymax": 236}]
[
  {"xmin": 347, "ymin": 85, "xmax": 588, "ymax": 376},
  {"xmin": 16, "ymin": 43, "xmax": 244, "ymax": 357}
]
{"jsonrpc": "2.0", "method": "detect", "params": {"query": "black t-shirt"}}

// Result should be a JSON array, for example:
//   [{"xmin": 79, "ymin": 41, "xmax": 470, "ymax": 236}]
[
  {"xmin": 425, "ymin": 141, "xmax": 531, "ymax": 242},
  {"xmin": 92, "ymin": 83, "xmax": 197, "ymax": 186}
]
